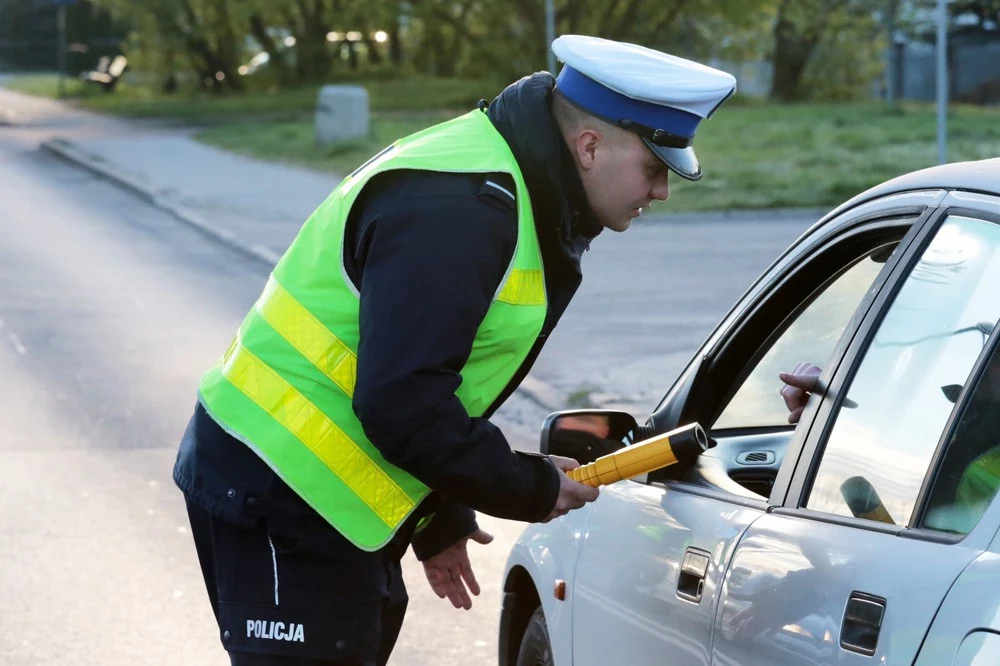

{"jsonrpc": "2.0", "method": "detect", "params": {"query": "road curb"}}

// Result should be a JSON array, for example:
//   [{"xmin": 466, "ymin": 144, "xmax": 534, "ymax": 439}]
[
  {"xmin": 39, "ymin": 136, "xmax": 568, "ymax": 414},
  {"xmin": 40, "ymin": 137, "xmax": 281, "ymax": 267}
]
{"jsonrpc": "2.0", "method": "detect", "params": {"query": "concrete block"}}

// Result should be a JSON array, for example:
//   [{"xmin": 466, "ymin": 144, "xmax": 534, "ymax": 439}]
[{"xmin": 315, "ymin": 85, "xmax": 369, "ymax": 146}]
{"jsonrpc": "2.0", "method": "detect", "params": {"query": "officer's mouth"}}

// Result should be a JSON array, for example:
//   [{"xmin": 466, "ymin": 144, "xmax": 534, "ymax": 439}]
[{"xmin": 630, "ymin": 202, "xmax": 652, "ymax": 218}]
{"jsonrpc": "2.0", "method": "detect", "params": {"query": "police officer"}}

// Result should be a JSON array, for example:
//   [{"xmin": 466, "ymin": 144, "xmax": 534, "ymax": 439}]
[{"xmin": 173, "ymin": 34, "xmax": 737, "ymax": 665}]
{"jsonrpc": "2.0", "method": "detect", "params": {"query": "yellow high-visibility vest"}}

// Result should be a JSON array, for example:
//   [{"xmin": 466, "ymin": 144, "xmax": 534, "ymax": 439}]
[{"xmin": 198, "ymin": 110, "xmax": 547, "ymax": 551}]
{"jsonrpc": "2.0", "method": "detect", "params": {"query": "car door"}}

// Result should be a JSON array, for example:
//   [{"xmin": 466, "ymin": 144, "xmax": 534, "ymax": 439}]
[
  {"xmin": 568, "ymin": 191, "xmax": 942, "ymax": 666},
  {"xmin": 711, "ymin": 192, "xmax": 1000, "ymax": 666}
]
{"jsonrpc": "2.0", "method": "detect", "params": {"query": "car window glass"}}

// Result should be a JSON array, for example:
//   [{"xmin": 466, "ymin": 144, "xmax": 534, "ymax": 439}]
[
  {"xmin": 714, "ymin": 245, "xmax": 895, "ymax": 430},
  {"xmin": 807, "ymin": 216, "xmax": 1000, "ymax": 526},
  {"xmin": 921, "ymin": 334, "xmax": 1000, "ymax": 535}
]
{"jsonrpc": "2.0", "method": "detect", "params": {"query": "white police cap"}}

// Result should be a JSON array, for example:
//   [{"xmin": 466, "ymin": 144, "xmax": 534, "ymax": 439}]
[{"xmin": 552, "ymin": 35, "xmax": 737, "ymax": 181}]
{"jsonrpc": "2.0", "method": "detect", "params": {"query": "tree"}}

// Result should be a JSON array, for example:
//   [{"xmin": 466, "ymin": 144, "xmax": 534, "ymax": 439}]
[
  {"xmin": 883, "ymin": 0, "xmax": 904, "ymax": 107},
  {"xmin": 94, "ymin": 0, "xmax": 399, "ymax": 90},
  {"xmin": 405, "ymin": 0, "xmax": 480, "ymax": 76},
  {"xmin": 770, "ymin": 0, "xmax": 883, "ymax": 101},
  {"xmin": 283, "ymin": 0, "xmax": 335, "ymax": 81},
  {"xmin": 94, "ymin": 0, "xmax": 250, "ymax": 91},
  {"xmin": 420, "ymin": 0, "xmax": 777, "ymax": 81},
  {"xmin": 247, "ymin": 10, "xmax": 292, "ymax": 86}
]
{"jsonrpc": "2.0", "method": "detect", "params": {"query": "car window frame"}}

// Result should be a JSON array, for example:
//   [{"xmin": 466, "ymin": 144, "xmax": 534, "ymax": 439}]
[
  {"xmin": 782, "ymin": 192, "xmax": 1000, "ymax": 549},
  {"xmin": 650, "ymin": 193, "xmax": 945, "ymax": 433},
  {"xmin": 709, "ymin": 237, "xmax": 907, "ymax": 432},
  {"xmin": 644, "ymin": 191, "xmax": 945, "ymax": 507}
]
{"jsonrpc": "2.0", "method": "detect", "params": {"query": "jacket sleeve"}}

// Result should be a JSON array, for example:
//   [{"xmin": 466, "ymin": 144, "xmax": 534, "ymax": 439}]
[
  {"xmin": 410, "ymin": 499, "xmax": 480, "ymax": 561},
  {"xmin": 350, "ymin": 175, "xmax": 561, "ymax": 524}
]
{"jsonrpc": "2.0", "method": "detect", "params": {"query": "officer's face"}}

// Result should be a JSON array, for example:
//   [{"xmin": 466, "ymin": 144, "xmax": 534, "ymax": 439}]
[{"xmin": 574, "ymin": 127, "xmax": 671, "ymax": 232}]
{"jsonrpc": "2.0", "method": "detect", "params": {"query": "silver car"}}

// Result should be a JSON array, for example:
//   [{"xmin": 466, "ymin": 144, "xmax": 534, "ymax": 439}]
[{"xmin": 499, "ymin": 158, "xmax": 1000, "ymax": 665}]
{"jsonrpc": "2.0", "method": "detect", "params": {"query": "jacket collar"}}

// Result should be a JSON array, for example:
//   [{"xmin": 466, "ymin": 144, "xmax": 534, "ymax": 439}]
[{"xmin": 486, "ymin": 72, "xmax": 603, "ymax": 256}]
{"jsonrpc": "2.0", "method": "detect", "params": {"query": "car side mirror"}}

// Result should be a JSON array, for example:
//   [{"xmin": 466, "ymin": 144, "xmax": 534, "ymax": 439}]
[{"xmin": 540, "ymin": 409, "xmax": 639, "ymax": 465}]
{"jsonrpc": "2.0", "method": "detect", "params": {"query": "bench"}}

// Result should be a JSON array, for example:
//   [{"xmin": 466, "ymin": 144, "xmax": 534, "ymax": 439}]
[{"xmin": 80, "ymin": 55, "xmax": 128, "ymax": 92}]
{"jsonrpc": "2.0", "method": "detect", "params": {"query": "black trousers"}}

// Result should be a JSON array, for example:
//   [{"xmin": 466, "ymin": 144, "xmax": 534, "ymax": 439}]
[{"xmin": 185, "ymin": 502, "xmax": 408, "ymax": 665}]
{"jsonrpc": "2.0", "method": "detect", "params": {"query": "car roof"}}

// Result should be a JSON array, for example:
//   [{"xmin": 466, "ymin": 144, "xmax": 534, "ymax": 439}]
[{"xmin": 824, "ymin": 157, "xmax": 1000, "ymax": 221}]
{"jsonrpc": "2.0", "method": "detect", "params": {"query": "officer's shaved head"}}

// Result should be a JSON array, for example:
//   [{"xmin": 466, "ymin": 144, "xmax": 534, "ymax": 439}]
[{"xmin": 551, "ymin": 90, "xmax": 622, "ymax": 139}]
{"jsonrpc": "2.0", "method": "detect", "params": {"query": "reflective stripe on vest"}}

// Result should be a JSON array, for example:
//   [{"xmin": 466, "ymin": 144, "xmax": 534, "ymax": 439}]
[
  {"xmin": 198, "ymin": 110, "xmax": 547, "ymax": 550},
  {"xmin": 219, "ymin": 335, "xmax": 414, "ymax": 526}
]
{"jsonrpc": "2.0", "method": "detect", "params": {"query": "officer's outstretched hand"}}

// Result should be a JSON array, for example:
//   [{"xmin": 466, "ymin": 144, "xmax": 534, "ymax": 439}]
[
  {"xmin": 542, "ymin": 455, "xmax": 600, "ymax": 523},
  {"xmin": 422, "ymin": 528, "xmax": 494, "ymax": 611}
]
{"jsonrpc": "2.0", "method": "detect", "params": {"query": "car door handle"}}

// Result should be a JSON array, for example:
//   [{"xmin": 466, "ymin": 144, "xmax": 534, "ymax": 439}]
[
  {"xmin": 841, "ymin": 592, "xmax": 886, "ymax": 656},
  {"xmin": 677, "ymin": 548, "xmax": 710, "ymax": 603}
]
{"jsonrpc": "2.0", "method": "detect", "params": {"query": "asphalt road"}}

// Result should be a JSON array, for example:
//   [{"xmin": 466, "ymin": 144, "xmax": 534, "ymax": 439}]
[{"xmin": 0, "ymin": 82, "xmax": 818, "ymax": 665}]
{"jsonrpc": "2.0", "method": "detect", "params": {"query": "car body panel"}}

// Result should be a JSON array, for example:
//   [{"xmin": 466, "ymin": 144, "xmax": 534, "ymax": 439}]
[
  {"xmin": 912, "ymin": 501, "xmax": 1000, "ymax": 665},
  {"xmin": 570, "ymin": 481, "xmax": 765, "ymax": 665},
  {"xmin": 712, "ymin": 512, "xmax": 989, "ymax": 665},
  {"xmin": 952, "ymin": 631, "xmax": 1000, "ymax": 666},
  {"xmin": 914, "ymin": 553, "xmax": 1000, "ymax": 666},
  {"xmin": 944, "ymin": 189, "xmax": 1000, "ymax": 217},
  {"xmin": 501, "ymin": 502, "xmax": 596, "ymax": 665},
  {"xmin": 825, "ymin": 158, "xmax": 1000, "ymax": 223}
]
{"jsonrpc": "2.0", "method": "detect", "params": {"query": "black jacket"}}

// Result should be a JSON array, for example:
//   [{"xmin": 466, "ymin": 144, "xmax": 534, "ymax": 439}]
[{"xmin": 173, "ymin": 72, "xmax": 602, "ymax": 560}]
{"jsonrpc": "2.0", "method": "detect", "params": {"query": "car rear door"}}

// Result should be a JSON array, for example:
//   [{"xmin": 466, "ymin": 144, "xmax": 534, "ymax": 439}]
[{"xmin": 711, "ymin": 193, "xmax": 1000, "ymax": 665}]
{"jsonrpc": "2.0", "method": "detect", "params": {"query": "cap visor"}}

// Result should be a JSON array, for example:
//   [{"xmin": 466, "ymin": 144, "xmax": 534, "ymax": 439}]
[{"xmin": 642, "ymin": 138, "xmax": 702, "ymax": 181}]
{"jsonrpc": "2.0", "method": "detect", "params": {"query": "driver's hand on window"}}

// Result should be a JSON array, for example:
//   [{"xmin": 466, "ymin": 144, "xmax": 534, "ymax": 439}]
[
  {"xmin": 555, "ymin": 414, "xmax": 611, "ymax": 438},
  {"xmin": 779, "ymin": 362, "xmax": 822, "ymax": 424}
]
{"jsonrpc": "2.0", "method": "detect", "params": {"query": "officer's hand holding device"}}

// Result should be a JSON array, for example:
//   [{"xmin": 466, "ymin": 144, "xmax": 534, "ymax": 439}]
[{"xmin": 542, "ymin": 410, "xmax": 711, "ymax": 488}]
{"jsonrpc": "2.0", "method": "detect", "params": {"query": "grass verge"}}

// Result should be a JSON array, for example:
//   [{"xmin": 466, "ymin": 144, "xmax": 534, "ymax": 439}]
[
  {"xmin": 196, "ymin": 111, "xmax": 459, "ymax": 174},
  {"xmin": 195, "ymin": 101, "xmax": 1000, "ymax": 212},
  {"xmin": 3, "ymin": 74, "xmax": 502, "ymax": 121}
]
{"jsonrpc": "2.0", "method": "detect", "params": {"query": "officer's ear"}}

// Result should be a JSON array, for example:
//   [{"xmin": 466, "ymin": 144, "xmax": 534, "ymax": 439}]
[{"xmin": 573, "ymin": 128, "xmax": 601, "ymax": 171}]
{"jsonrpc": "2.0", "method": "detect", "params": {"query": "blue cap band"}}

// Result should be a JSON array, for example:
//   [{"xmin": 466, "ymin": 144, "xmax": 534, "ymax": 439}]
[{"xmin": 555, "ymin": 65, "xmax": 702, "ymax": 139}]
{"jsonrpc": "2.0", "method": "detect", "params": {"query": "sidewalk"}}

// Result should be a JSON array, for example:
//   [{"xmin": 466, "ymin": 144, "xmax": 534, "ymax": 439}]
[
  {"xmin": 0, "ymin": 83, "xmax": 826, "ymax": 432},
  {"xmin": 41, "ymin": 127, "xmax": 339, "ymax": 266}
]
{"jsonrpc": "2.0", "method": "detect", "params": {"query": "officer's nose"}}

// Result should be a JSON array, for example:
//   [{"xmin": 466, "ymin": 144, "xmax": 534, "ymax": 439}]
[{"xmin": 650, "ymin": 170, "xmax": 670, "ymax": 202}]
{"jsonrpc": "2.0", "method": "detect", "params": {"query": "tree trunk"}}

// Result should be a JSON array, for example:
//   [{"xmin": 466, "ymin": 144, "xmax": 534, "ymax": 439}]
[
  {"xmin": 389, "ymin": 25, "xmax": 402, "ymax": 64},
  {"xmin": 212, "ymin": 0, "xmax": 244, "ymax": 92},
  {"xmin": 433, "ymin": 29, "xmax": 452, "ymax": 76},
  {"xmin": 610, "ymin": 0, "xmax": 645, "ymax": 41},
  {"xmin": 563, "ymin": 0, "xmax": 582, "ymax": 34},
  {"xmin": 647, "ymin": 0, "xmax": 690, "ymax": 42},
  {"xmin": 346, "ymin": 40, "xmax": 359, "ymax": 70},
  {"xmin": 422, "ymin": 21, "xmax": 447, "ymax": 75},
  {"xmin": 363, "ymin": 34, "xmax": 382, "ymax": 65},
  {"xmin": 176, "ymin": 0, "xmax": 243, "ymax": 92},
  {"xmin": 307, "ymin": 0, "xmax": 333, "ymax": 78},
  {"xmin": 290, "ymin": 0, "xmax": 332, "ymax": 82},
  {"xmin": 769, "ymin": 1, "xmax": 821, "ymax": 101},
  {"xmin": 884, "ymin": 0, "xmax": 901, "ymax": 107},
  {"xmin": 249, "ymin": 13, "xmax": 291, "ymax": 85}
]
